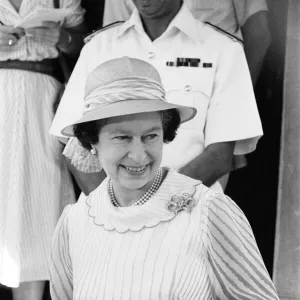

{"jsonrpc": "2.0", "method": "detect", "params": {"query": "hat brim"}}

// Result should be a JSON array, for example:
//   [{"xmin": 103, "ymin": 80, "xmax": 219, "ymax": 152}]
[{"xmin": 61, "ymin": 99, "xmax": 197, "ymax": 137}]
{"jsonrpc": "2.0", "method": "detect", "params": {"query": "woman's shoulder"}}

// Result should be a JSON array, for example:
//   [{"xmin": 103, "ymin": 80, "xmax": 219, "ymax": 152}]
[
  {"xmin": 195, "ymin": 181, "xmax": 238, "ymax": 209},
  {"xmin": 178, "ymin": 175, "xmax": 245, "ymax": 223},
  {"xmin": 60, "ymin": 192, "xmax": 92, "ymax": 226},
  {"xmin": 165, "ymin": 170, "xmax": 201, "ymax": 186},
  {"xmin": 163, "ymin": 172, "xmax": 247, "ymax": 239},
  {"xmin": 153, "ymin": 170, "xmax": 241, "ymax": 217},
  {"xmin": 194, "ymin": 184, "xmax": 250, "ymax": 235},
  {"xmin": 166, "ymin": 170, "xmax": 226, "ymax": 205},
  {"xmin": 164, "ymin": 170, "xmax": 214, "ymax": 214}
]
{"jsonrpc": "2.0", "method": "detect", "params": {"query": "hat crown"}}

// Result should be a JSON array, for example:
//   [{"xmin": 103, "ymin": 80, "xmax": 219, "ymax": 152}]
[
  {"xmin": 85, "ymin": 56, "xmax": 162, "ymax": 97},
  {"xmin": 61, "ymin": 56, "xmax": 197, "ymax": 137}
]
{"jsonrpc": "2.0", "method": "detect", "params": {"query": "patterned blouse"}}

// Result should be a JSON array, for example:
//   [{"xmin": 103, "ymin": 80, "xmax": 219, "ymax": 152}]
[{"xmin": 50, "ymin": 170, "xmax": 279, "ymax": 299}]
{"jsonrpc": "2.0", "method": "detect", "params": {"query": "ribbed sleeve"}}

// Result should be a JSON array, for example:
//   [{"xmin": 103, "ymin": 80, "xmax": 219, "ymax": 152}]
[
  {"xmin": 50, "ymin": 205, "xmax": 73, "ymax": 300},
  {"xmin": 205, "ymin": 193, "xmax": 279, "ymax": 299}
]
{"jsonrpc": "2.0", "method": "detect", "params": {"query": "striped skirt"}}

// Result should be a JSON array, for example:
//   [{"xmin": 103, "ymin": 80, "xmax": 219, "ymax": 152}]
[{"xmin": 0, "ymin": 69, "xmax": 75, "ymax": 287}]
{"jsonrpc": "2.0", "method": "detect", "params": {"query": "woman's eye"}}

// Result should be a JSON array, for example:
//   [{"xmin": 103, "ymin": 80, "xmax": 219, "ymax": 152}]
[
  {"xmin": 144, "ymin": 134, "xmax": 158, "ymax": 141},
  {"xmin": 114, "ymin": 136, "xmax": 129, "ymax": 141}
]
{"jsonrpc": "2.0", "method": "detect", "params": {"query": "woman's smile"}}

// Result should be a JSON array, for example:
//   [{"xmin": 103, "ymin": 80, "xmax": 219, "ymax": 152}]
[{"xmin": 121, "ymin": 164, "xmax": 149, "ymax": 173}]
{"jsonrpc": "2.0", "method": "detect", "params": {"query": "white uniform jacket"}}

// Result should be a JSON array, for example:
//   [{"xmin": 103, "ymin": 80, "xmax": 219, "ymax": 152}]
[
  {"xmin": 50, "ymin": 4, "xmax": 263, "ymax": 186},
  {"xmin": 103, "ymin": 0, "xmax": 268, "ymax": 38}
]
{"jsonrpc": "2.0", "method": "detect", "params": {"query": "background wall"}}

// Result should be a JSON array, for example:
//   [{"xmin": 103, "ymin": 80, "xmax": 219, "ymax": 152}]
[
  {"xmin": 273, "ymin": 1, "xmax": 300, "ymax": 299},
  {"xmin": 226, "ymin": 0, "xmax": 288, "ymax": 276}
]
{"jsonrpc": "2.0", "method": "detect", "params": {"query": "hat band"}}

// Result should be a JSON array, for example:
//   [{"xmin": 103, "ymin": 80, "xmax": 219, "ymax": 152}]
[{"xmin": 84, "ymin": 77, "xmax": 166, "ymax": 114}]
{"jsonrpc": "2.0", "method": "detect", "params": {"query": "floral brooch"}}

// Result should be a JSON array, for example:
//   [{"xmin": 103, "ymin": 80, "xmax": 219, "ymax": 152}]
[{"xmin": 167, "ymin": 193, "xmax": 195, "ymax": 215}]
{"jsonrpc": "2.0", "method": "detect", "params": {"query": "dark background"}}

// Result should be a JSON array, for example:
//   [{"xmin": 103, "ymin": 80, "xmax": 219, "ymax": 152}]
[
  {"xmin": 226, "ymin": 0, "xmax": 288, "ymax": 276},
  {"xmin": 0, "ymin": 0, "xmax": 289, "ymax": 298}
]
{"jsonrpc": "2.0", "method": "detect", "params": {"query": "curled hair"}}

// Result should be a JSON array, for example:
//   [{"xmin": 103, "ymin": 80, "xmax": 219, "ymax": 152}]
[
  {"xmin": 73, "ymin": 109, "xmax": 181, "ymax": 150},
  {"xmin": 161, "ymin": 109, "xmax": 181, "ymax": 143},
  {"xmin": 73, "ymin": 119, "xmax": 104, "ymax": 151}
]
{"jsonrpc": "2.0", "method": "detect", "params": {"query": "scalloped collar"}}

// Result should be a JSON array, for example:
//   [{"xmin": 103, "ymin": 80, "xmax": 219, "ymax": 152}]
[{"xmin": 86, "ymin": 169, "xmax": 201, "ymax": 233}]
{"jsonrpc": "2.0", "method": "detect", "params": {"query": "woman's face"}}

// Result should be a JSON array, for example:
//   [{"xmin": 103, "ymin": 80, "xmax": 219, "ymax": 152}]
[{"xmin": 95, "ymin": 111, "xmax": 163, "ymax": 192}]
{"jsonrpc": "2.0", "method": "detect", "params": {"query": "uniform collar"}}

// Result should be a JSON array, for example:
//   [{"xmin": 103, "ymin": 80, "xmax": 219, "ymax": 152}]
[
  {"xmin": 117, "ymin": 3, "xmax": 203, "ymax": 43},
  {"xmin": 117, "ymin": 7, "xmax": 144, "ymax": 37},
  {"xmin": 167, "ymin": 3, "xmax": 203, "ymax": 43}
]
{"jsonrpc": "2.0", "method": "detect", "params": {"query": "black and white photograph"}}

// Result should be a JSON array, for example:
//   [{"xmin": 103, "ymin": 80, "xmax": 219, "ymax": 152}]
[{"xmin": 0, "ymin": 0, "xmax": 295, "ymax": 299}]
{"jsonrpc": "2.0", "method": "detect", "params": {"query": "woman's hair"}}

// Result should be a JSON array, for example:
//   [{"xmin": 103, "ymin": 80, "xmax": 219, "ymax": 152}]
[{"xmin": 73, "ymin": 109, "xmax": 181, "ymax": 150}]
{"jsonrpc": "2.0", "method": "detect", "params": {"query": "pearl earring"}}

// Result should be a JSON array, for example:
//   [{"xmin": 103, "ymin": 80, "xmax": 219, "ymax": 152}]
[{"xmin": 91, "ymin": 148, "xmax": 97, "ymax": 155}]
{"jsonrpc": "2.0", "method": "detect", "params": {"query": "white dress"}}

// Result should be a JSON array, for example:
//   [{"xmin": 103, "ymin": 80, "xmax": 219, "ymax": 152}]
[
  {"xmin": 50, "ymin": 170, "xmax": 279, "ymax": 300},
  {"xmin": 0, "ymin": 0, "xmax": 84, "ymax": 287}
]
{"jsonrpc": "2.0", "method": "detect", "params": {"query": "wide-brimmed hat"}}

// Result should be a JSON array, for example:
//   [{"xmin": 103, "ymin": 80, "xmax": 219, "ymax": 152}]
[{"xmin": 61, "ymin": 56, "xmax": 197, "ymax": 137}]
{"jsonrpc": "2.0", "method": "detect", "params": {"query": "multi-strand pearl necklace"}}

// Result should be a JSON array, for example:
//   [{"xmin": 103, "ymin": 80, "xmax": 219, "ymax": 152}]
[{"xmin": 109, "ymin": 168, "xmax": 163, "ymax": 207}]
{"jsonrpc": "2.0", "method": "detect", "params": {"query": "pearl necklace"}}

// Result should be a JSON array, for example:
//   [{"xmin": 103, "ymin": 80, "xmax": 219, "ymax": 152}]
[{"xmin": 109, "ymin": 168, "xmax": 163, "ymax": 207}]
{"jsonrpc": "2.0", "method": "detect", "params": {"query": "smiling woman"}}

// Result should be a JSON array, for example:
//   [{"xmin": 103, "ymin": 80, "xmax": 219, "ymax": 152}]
[
  {"xmin": 50, "ymin": 56, "xmax": 279, "ymax": 300},
  {"xmin": 61, "ymin": 56, "xmax": 194, "ymax": 207},
  {"xmin": 73, "ymin": 110, "xmax": 180, "ymax": 206}
]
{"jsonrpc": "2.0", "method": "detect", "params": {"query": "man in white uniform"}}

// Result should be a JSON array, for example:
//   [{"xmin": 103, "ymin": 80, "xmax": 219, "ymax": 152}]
[
  {"xmin": 50, "ymin": 0, "xmax": 263, "ymax": 193},
  {"xmin": 103, "ymin": 0, "xmax": 271, "ymax": 181},
  {"xmin": 104, "ymin": 0, "xmax": 267, "ymax": 36},
  {"xmin": 103, "ymin": 0, "xmax": 270, "ymax": 86}
]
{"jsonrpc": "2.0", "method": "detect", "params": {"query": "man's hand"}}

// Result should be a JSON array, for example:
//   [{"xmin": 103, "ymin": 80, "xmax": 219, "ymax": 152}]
[
  {"xmin": 26, "ymin": 21, "xmax": 86, "ymax": 56},
  {"xmin": 179, "ymin": 141, "xmax": 235, "ymax": 187},
  {"xmin": 26, "ymin": 21, "xmax": 62, "ymax": 47},
  {"xmin": 0, "ymin": 25, "xmax": 24, "ymax": 50}
]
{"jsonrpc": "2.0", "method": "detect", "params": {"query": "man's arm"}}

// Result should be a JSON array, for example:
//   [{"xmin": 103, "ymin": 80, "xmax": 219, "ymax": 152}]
[
  {"xmin": 241, "ymin": 11, "xmax": 271, "ymax": 85},
  {"xmin": 179, "ymin": 141, "xmax": 235, "ymax": 187},
  {"xmin": 65, "ymin": 158, "xmax": 106, "ymax": 195}
]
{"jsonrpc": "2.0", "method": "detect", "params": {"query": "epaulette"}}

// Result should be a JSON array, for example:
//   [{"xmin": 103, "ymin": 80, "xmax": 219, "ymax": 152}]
[
  {"xmin": 205, "ymin": 22, "xmax": 243, "ymax": 44},
  {"xmin": 83, "ymin": 21, "xmax": 125, "ymax": 44}
]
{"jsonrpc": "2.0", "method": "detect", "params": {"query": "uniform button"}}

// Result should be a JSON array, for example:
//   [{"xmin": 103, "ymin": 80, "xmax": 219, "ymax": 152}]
[
  {"xmin": 148, "ymin": 52, "xmax": 155, "ymax": 59},
  {"xmin": 184, "ymin": 85, "xmax": 192, "ymax": 92}
]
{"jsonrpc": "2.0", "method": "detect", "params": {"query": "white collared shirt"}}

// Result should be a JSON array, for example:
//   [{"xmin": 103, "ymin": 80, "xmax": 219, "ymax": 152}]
[
  {"xmin": 103, "ymin": 0, "xmax": 268, "ymax": 38},
  {"xmin": 50, "ymin": 4, "xmax": 262, "ymax": 179}
]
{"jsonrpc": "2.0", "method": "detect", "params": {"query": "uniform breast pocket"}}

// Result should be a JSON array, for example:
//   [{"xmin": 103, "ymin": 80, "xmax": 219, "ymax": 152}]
[{"xmin": 164, "ymin": 68, "xmax": 214, "ymax": 131}]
